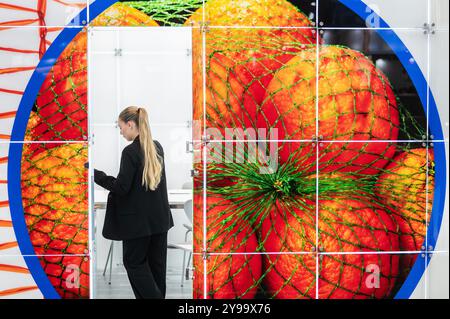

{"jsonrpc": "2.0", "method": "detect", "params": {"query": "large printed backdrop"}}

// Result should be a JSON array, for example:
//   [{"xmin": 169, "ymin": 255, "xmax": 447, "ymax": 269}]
[{"xmin": 0, "ymin": 0, "xmax": 446, "ymax": 299}]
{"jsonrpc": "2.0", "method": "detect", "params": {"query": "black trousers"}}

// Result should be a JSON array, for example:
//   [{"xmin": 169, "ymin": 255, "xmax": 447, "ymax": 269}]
[{"xmin": 122, "ymin": 232, "xmax": 168, "ymax": 299}]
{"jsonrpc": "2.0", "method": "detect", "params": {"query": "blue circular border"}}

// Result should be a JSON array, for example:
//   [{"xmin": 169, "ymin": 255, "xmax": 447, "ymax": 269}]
[
  {"xmin": 8, "ymin": 0, "xmax": 447, "ymax": 299},
  {"xmin": 339, "ymin": 0, "xmax": 446, "ymax": 299},
  {"xmin": 8, "ymin": 0, "xmax": 116, "ymax": 299}
]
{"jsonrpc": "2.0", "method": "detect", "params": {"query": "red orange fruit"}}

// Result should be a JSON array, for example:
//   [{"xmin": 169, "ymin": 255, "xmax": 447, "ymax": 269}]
[
  {"xmin": 186, "ymin": 0, "xmax": 317, "ymax": 136},
  {"xmin": 261, "ymin": 197, "xmax": 399, "ymax": 298},
  {"xmin": 21, "ymin": 143, "xmax": 89, "ymax": 298},
  {"xmin": 259, "ymin": 45, "xmax": 399, "ymax": 174},
  {"xmin": 193, "ymin": 195, "xmax": 262, "ymax": 299},
  {"xmin": 376, "ymin": 148, "xmax": 433, "ymax": 278}
]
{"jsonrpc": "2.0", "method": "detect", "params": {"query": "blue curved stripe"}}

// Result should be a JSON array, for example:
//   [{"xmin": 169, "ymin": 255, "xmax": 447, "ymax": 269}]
[
  {"xmin": 428, "ymin": 141, "xmax": 446, "ymax": 249},
  {"xmin": 9, "ymin": 0, "xmax": 117, "ymax": 300},
  {"xmin": 339, "ymin": 0, "xmax": 446, "ymax": 299}
]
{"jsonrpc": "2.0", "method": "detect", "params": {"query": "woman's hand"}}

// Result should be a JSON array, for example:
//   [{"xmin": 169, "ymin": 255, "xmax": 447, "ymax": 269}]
[{"xmin": 94, "ymin": 169, "xmax": 108, "ymax": 185}]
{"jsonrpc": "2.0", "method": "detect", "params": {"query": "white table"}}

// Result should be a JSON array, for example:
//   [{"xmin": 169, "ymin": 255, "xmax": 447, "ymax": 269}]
[{"xmin": 93, "ymin": 188, "xmax": 193, "ymax": 284}]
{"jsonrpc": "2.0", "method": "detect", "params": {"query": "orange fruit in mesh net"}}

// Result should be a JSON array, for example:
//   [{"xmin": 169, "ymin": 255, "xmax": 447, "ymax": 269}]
[
  {"xmin": 258, "ymin": 45, "xmax": 399, "ymax": 175},
  {"xmin": 192, "ymin": 192, "xmax": 205, "ymax": 254},
  {"xmin": 319, "ymin": 253, "xmax": 399, "ymax": 299},
  {"xmin": 21, "ymin": 143, "xmax": 89, "ymax": 298},
  {"xmin": 33, "ymin": 31, "xmax": 88, "ymax": 142},
  {"xmin": 376, "ymin": 148, "xmax": 433, "ymax": 278},
  {"xmin": 186, "ymin": 0, "xmax": 318, "ymax": 136},
  {"xmin": 31, "ymin": 3, "xmax": 157, "ymax": 143},
  {"xmin": 193, "ymin": 195, "xmax": 262, "ymax": 299},
  {"xmin": 192, "ymin": 141, "xmax": 243, "ymax": 189},
  {"xmin": 188, "ymin": 0, "xmax": 314, "ymax": 27},
  {"xmin": 90, "ymin": 2, "xmax": 159, "ymax": 26},
  {"xmin": 193, "ymin": 140, "xmax": 279, "ymax": 189},
  {"xmin": 261, "ymin": 196, "xmax": 399, "ymax": 298}
]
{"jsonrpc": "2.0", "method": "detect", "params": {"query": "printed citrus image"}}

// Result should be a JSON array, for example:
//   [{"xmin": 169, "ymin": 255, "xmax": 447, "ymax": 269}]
[
  {"xmin": 4, "ymin": 0, "xmax": 438, "ymax": 300},
  {"xmin": 185, "ymin": 0, "xmax": 318, "ymax": 135},
  {"xmin": 21, "ymin": 141, "xmax": 89, "ymax": 298},
  {"xmin": 0, "ymin": 0, "xmax": 90, "ymax": 299},
  {"xmin": 20, "ymin": 2, "xmax": 160, "ymax": 299},
  {"xmin": 189, "ymin": 0, "xmax": 435, "ymax": 299},
  {"xmin": 262, "ymin": 195, "xmax": 400, "ymax": 299},
  {"xmin": 11, "ymin": 0, "xmax": 209, "ymax": 300},
  {"xmin": 376, "ymin": 148, "xmax": 434, "ymax": 281},
  {"xmin": 259, "ymin": 45, "xmax": 399, "ymax": 174},
  {"xmin": 192, "ymin": 195, "xmax": 262, "ymax": 299}
]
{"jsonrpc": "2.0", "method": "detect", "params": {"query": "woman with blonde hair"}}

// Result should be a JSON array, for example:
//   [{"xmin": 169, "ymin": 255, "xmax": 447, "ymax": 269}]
[{"xmin": 94, "ymin": 106, "xmax": 174, "ymax": 299}]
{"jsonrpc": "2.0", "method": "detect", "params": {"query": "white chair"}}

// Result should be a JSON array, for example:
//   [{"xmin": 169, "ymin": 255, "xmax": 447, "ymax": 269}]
[
  {"xmin": 168, "ymin": 199, "xmax": 193, "ymax": 287},
  {"xmin": 181, "ymin": 181, "xmax": 193, "ymax": 190},
  {"xmin": 102, "ymin": 241, "xmax": 115, "ymax": 285},
  {"xmin": 181, "ymin": 199, "xmax": 193, "ymax": 286}
]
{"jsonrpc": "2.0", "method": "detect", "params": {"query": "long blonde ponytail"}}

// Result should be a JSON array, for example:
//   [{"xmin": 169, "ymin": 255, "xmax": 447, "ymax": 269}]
[{"xmin": 119, "ymin": 106, "xmax": 163, "ymax": 191}]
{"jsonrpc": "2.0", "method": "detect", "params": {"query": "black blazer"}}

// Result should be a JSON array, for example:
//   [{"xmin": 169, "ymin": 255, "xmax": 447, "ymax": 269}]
[{"xmin": 94, "ymin": 137, "xmax": 174, "ymax": 240}]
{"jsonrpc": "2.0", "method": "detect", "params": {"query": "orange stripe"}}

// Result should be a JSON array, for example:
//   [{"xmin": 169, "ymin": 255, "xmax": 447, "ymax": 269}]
[
  {"xmin": 0, "ymin": 3, "xmax": 37, "ymax": 13},
  {"xmin": 0, "ymin": 201, "xmax": 8, "ymax": 208},
  {"xmin": 0, "ymin": 26, "xmax": 28, "ymax": 32},
  {"xmin": 0, "ymin": 47, "xmax": 38, "ymax": 54},
  {"xmin": 0, "ymin": 66, "xmax": 36, "ymax": 75},
  {"xmin": 52, "ymin": 0, "xmax": 86, "ymax": 8},
  {"xmin": 0, "ymin": 264, "xmax": 30, "ymax": 274},
  {"xmin": 0, "ymin": 19, "xmax": 39, "ymax": 27},
  {"xmin": 0, "ymin": 180, "xmax": 7, "ymax": 184},
  {"xmin": 0, "ymin": 111, "xmax": 16, "ymax": 119},
  {"xmin": 0, "ymin": 242, "xmax": 18, "ymax": 251},
  {"xmin": 38, "ymin": 0, "xmax": 47, "ymax": 15},
  {"xmin": 0, "ymin": 220, "xmax": 12, "ymax": 227},
  {"xmin": 0, "ymin": 156, "xmax": 7, "ymax": 164},
  {"xmin": 47, "ymin": 27, "xmax": 63, "ymax": 32},
  {"xmin": 0, "ymin": 286, "xmax": 38, "ymax": 297},
  {"xmin": 0, "ymin": 134, "xmax": 11, "ymax": 140},
  {"xmin": 0, "ymin": 88, "xmax": 23, "ymax": 95}
]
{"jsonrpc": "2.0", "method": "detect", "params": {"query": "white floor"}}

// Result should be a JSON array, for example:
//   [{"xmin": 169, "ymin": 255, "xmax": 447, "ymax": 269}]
[
  {"xmin": 93, "ymin": 249, "xmax": 193, "ymax": 299},
  {"xmin": 94, "ymin": 267, "xmax": 192, "ymax": 299}
]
